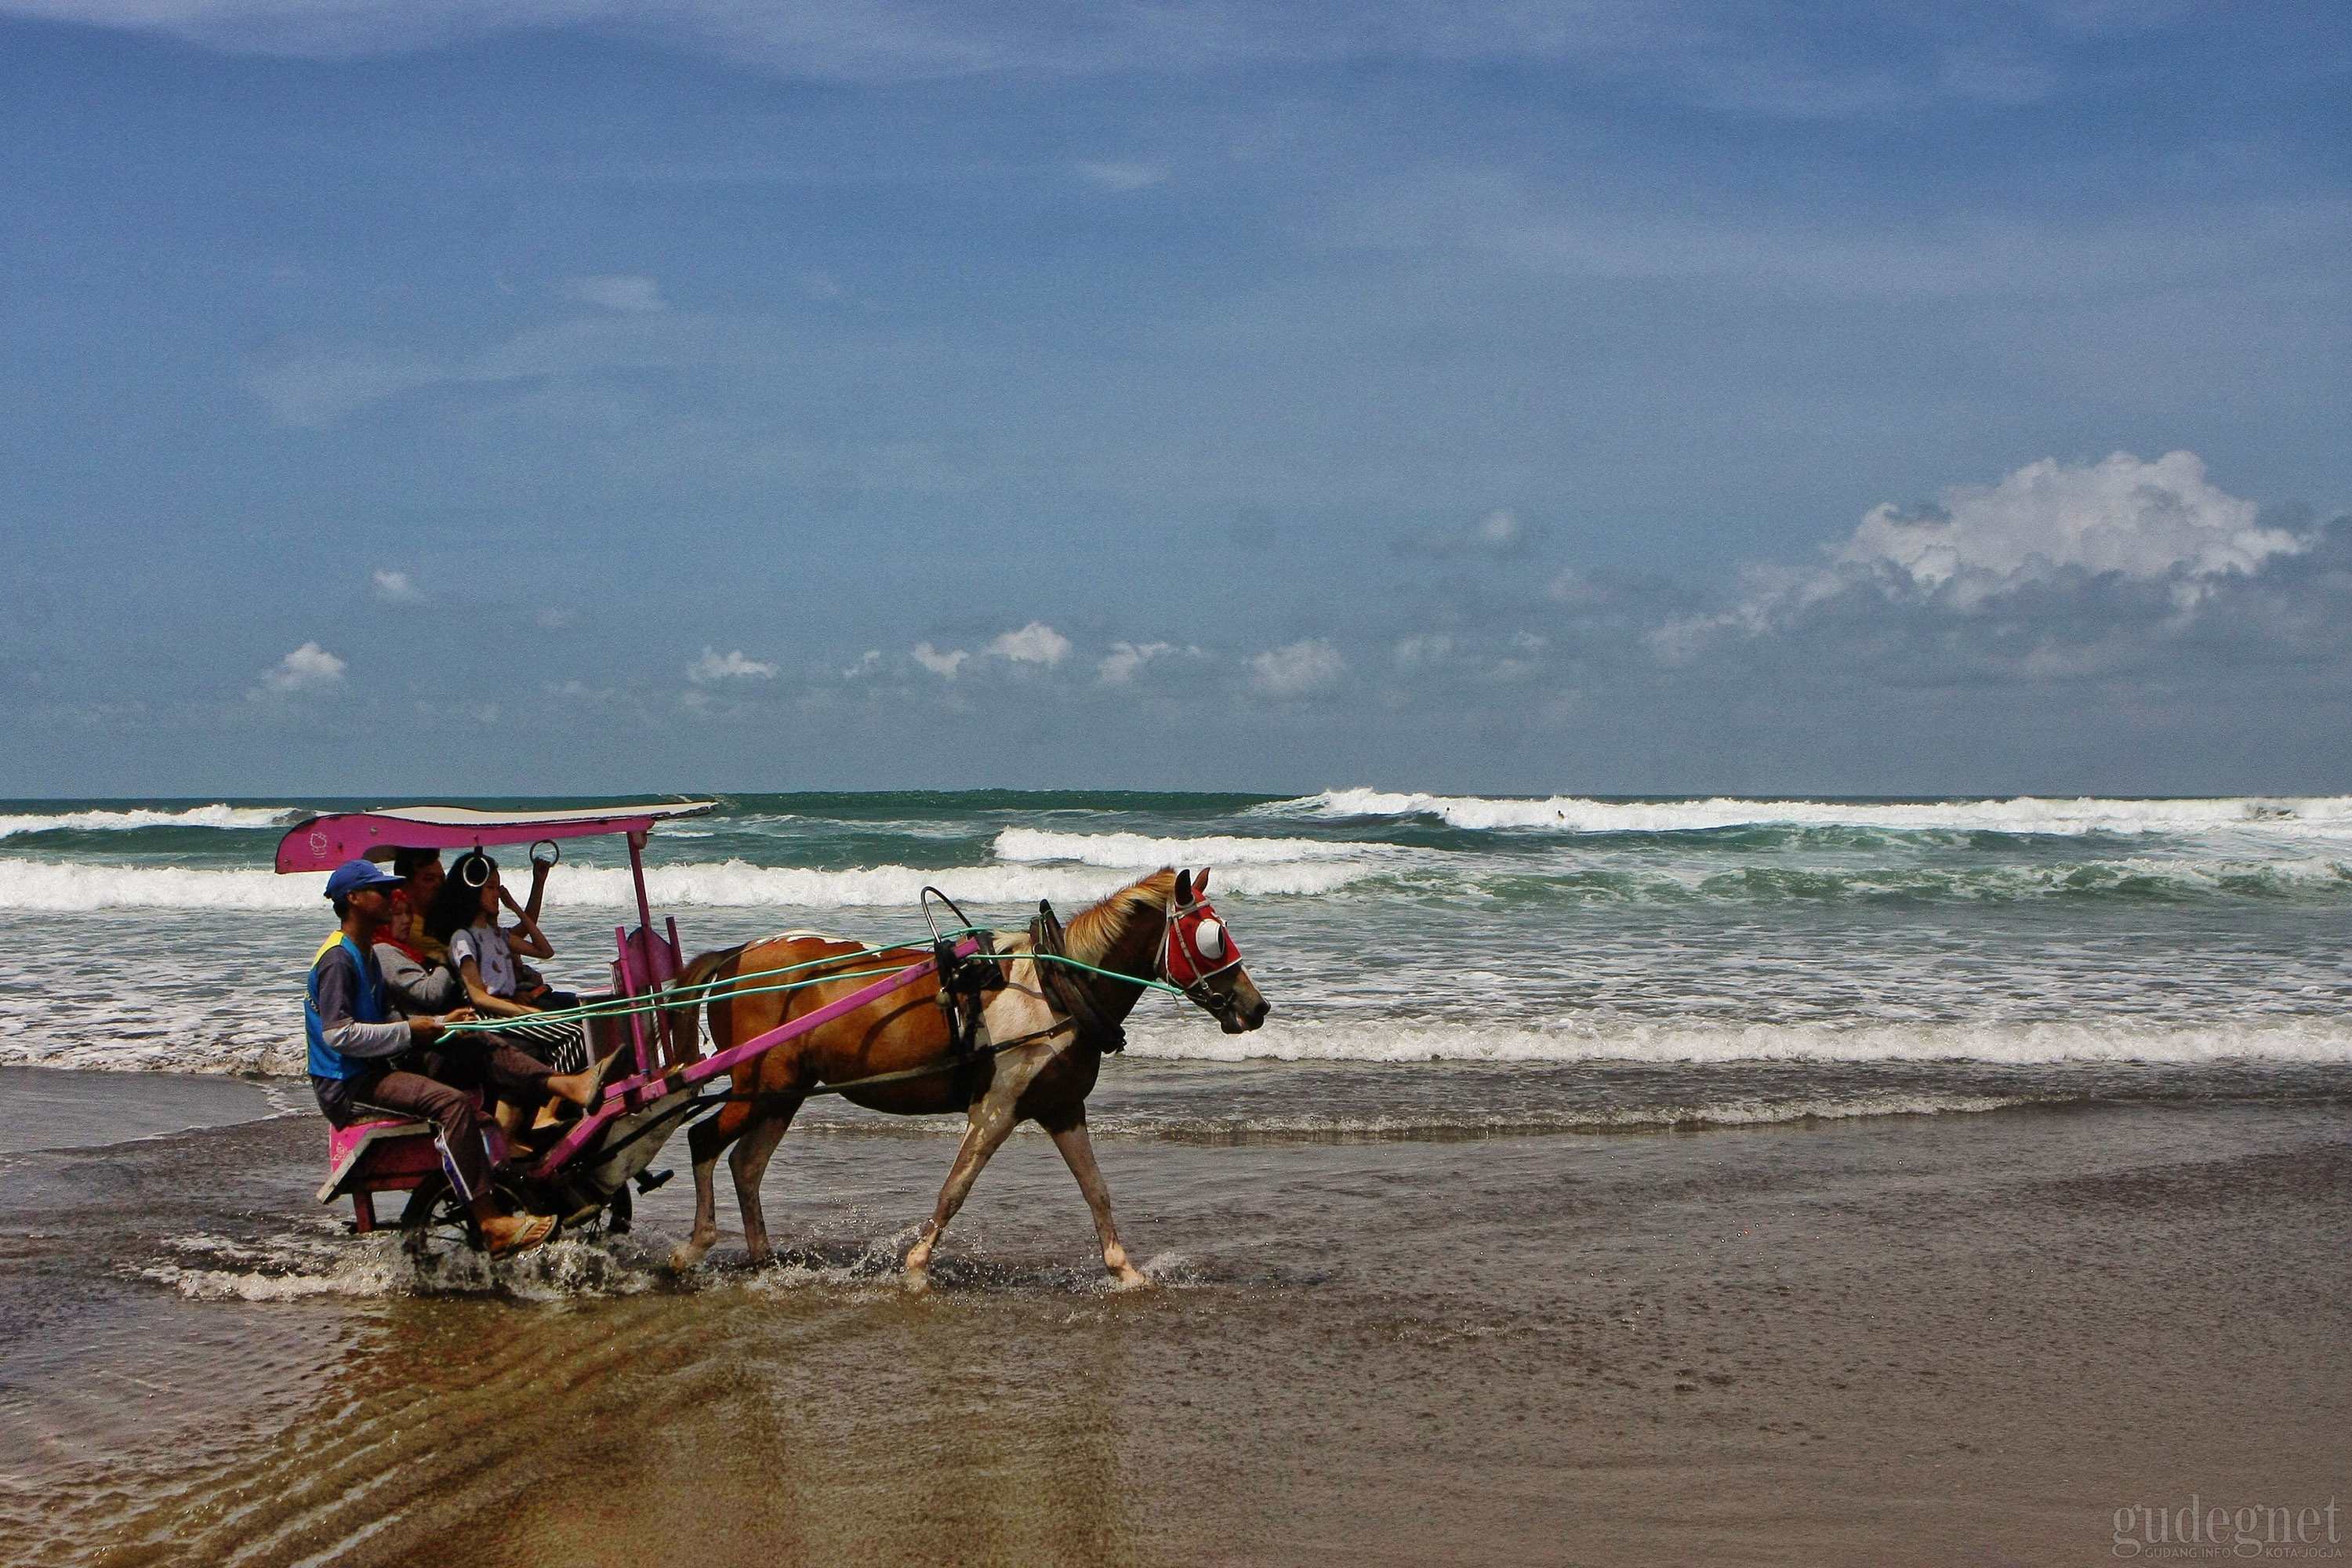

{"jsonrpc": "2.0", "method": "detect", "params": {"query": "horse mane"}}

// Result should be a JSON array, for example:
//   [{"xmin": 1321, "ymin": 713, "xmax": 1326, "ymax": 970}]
[{"xmin": 1062, "ymin": 868, "xmax": 1176, "ymax": 967}]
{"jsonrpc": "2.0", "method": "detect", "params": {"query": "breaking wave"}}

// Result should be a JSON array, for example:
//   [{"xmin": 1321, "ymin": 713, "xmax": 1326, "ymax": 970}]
[
  {"xmin": 1272, "ymin": 789, "xmax": 2352, "ymax": 838},
  {"xmin": 0, "ymin": 804, "xmax": 296, "ymax": 839},
  {"xmin": 0, "ymin": 855, "xmax": 1374, "ymax": 911},
  {"xmin": 993, "ymin": 827, "xmax": 1379, "ymax": 868}
]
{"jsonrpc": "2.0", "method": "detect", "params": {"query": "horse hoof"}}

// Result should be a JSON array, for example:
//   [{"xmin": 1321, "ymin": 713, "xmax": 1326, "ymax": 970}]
[
  {"xmin": 902, "ymin": 1268, "xmax": 931, "ymax": 1296},
  {"xmin": 1109, "ymin": 1266, "xmax": 1152, "ymax": 1292}
]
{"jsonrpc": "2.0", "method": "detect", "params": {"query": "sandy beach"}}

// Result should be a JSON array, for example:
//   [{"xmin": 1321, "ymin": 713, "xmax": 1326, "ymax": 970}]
[{"xmin": 4, "ymin": 1071, "xmax": 2344, "ymax": 1566}]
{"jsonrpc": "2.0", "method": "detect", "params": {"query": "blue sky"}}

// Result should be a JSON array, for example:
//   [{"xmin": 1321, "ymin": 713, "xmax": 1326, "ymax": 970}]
[{"xmin": 2, "ymin": 2, "xmax": 2347, "ymax": 796}]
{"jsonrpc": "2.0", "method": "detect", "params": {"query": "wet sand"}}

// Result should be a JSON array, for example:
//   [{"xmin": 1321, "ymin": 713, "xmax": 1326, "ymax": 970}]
[
  {"xmin": 0, "ymin": 1065, "xmax": 281, "ymax": 1153},
  {"xmin": 2, "ymin": 1081, "xmax": 2347, "ymax": 1566}
]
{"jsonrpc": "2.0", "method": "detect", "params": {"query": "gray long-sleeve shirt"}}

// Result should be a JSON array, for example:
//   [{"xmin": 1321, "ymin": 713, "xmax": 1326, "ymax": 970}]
[
  {"xmin": 373, "ymin": 941, "xmax": 464, "ymax": 1017},
  {"xmin": 312, "ymin": 942, "xmax": 414, "ymax": 1062}
]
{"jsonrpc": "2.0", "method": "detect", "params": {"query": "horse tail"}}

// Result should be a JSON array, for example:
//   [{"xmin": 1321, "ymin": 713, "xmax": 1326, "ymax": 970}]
[{"xmin": 668, "ymin": 944, "xmax": 745, "ymax": 1058}]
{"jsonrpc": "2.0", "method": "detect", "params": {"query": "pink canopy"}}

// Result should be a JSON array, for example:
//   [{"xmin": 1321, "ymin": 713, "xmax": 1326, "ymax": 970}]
[{"xmin": 274, "ymin": 801, "xmax": 716, "ymax": 874}]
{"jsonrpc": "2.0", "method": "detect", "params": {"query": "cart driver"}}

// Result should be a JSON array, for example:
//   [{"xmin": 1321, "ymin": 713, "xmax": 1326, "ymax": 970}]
[{"xmin": 307, "ymin": 858, "xmax": 604, "ymax": 1257}]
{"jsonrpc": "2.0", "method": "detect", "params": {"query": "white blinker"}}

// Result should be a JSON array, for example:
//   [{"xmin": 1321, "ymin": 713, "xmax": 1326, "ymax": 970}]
[{"xmin": 1194, "ymin": 920, "xmax": 1225, "ymax": 959}]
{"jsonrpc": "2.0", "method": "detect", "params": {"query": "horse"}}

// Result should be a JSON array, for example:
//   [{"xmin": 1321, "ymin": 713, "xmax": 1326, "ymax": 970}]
[{"xmin": 663, "ymin": 866, "xmax": 1269, "ymax": 1291}]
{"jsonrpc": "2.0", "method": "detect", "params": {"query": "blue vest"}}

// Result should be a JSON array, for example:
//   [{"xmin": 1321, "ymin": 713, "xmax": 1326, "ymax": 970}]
[{"xmin": 305, "ymin": 936, "xmax": 387, "ymax": 1081}]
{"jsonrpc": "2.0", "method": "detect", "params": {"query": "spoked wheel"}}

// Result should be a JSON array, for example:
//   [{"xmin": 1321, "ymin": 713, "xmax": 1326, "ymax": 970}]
[{"xmin": 397, "ymin": 1171, "xmax": 539, "ymax": 1261}]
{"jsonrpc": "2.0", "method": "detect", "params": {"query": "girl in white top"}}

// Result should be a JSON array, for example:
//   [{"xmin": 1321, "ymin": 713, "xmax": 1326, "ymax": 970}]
[{"xmin": 426, "ymin": 851, "xmax": 563, "ymax": 1030}]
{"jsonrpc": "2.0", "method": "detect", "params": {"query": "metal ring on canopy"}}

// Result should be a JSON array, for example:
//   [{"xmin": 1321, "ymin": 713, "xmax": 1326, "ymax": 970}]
[{"xmin": 530, "ymin": 839, "xmax": 561, "ymax": 869}]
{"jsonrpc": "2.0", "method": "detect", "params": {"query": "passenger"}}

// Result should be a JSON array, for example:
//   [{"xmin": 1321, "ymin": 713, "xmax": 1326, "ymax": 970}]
[
  {"xmin": 307, "ymin": 858, "xmax": 604, "ymax": 1257},
  {"xmin": 386, "ymin": 848, "xmax": 449, "ymax": 967},
  {"xmin": 376, "ymin": 851, "xmax": 463, "ymax": 1018},
  {"xmin": 425, "ymin": 850, "xmax": 584, "ymax": 1068}
]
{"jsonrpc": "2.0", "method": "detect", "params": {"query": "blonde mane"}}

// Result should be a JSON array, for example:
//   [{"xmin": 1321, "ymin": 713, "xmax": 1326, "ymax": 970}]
[{"xmin": 1062, "ymin": 868, "xmax": 1177, "ymax": 967}]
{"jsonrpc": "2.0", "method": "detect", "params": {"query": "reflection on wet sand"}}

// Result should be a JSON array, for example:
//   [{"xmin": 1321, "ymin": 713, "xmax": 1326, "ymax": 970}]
[{"xmin": 96, "ymin": 1285, "xmax": 1148, "ymax": 1566}]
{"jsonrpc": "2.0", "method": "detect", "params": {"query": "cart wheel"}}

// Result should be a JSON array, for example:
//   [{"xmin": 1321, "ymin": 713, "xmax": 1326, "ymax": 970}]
[
  {"xmin": 398, "ymin": 1172, "xmax": 475, "ymax": 1259},
  {"xmin": 398, "ymin": 1172, "xmax": 536, "ymax": 1261}
]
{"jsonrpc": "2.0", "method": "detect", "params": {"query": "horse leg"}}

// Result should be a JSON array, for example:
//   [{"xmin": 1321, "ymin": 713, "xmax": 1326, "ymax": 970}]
[
  {"xmin": 671, "ymin": 1100, "xmax": 753, "ymax": 1270},
  {"xmin": 728, "ymin": 1098, "xmax": 800, "ymax": 1266},
  {"xmin": 1040, "ymin": 1108, "xmax": 1149, "ymax": 1290},
  {"xmin": 902, "ymin": 1098, "xmax": 1021, "ymax": 1294}
]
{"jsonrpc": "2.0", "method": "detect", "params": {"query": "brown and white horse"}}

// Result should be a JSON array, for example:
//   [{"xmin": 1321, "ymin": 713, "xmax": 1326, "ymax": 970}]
[{"xmin": 665, "ymin": 867, "xmax": 1269, "ymax": 1290}]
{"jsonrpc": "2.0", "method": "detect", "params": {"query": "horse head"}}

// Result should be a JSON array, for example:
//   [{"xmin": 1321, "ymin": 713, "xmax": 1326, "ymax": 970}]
[{"xmin": 1162, "ymin": 867, "xmax": 1271, "ymax": 1034}]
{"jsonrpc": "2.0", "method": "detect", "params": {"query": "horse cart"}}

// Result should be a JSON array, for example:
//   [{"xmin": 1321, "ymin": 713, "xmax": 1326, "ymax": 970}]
[{"xmin": 277, "ymin": 801, "xmax": 1270, "ymax": 1272}]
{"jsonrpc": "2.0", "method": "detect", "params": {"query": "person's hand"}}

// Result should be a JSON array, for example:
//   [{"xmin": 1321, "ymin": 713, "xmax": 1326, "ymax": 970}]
[
  {"xmin": 409, "ymin": 1007, "xmax": 477, "ymax": 1044},
  {"xmin": 499, "ymin": 886, "xmax": 524, "ymax": 914}
]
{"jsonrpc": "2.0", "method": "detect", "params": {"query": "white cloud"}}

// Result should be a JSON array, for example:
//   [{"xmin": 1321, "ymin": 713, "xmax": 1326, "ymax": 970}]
[
  {"xmin": 572, "ymin": 274, "xmax": 666, "ymax": 313},
  {"xmin": 1097, "ymin": 641, "xmax": 1173, "ymax": 685},
  {"xmin": 369, "ymin": 568, "xmax": 420, "ymax": 603},
  {"xmin": 1392, "ymin": 633, "xmax": 1454, "ymax": 669},
  {"xmin": 1076, "ymin": 160, "xmax": 1165, "ymax": 192},
  {"xmin": 688, "ymin": 646, "xmax": 777, "ymax": 683},
  {"xmin": 250, "ymin": 313, "xmax": 731, "ymax": 426},
  {"xmin": 1249, "ymin": 637, "xmax": 1345, "ymax": 698},
  {"xmin": 252, "ymin": 641, "xmax": 346, "ymax": 698},
  {"xmin": 1469, "ymin": 508, "xmax": 1524, "ymax": 551},
  {"xmin": 912, "ymin": 641, "xmax": 968, "ymax": 678},
  {"xmin": 1404, "ymin": 506, "xmax": 1534, "ymax": 556},
  {"xmin": 843, "ymin": 649, "xmax": 882, "ymax": 678},
  {"xmin": 985, "ymin": 622, "xmax": 1070, "ymax": 667},
  {"xmin": 1840, "ymin": 451, "xmax": 2301, "ymax": 590}
]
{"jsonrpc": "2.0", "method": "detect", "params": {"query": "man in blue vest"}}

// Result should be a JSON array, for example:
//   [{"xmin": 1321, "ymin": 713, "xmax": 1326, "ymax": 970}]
[{"xmin": 308, "ymin": 858, "xmax": 601, "ymax": 1256}]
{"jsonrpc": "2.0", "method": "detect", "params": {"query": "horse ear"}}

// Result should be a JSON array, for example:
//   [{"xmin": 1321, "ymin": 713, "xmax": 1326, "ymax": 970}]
[
  {"xmin": 1174, "ymin": 869, "xmax": 1193, "ymax": 904},
  {"xmin": 1196, "ymin": 866, "xmax": 1211, "ymax": 895}
]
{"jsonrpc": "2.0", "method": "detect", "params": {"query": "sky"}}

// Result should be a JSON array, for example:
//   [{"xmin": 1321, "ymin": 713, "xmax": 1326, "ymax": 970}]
[{"xmin": 1, "ymin": 1, "xmax": 2347, "ymax": 797}]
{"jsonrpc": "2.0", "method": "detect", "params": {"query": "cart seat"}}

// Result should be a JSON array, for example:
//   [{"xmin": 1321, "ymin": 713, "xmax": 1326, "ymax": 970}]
[{"xmin": 318, "ymin": 1114, "xmax": 445, "ymax": 1205}]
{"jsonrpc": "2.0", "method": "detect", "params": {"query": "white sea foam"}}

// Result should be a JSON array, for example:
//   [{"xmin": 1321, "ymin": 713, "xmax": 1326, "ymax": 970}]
[
  {"xmin": 0, "ymin": 855, "xmax": 1374, "ymax": 913},
  {"xmin": 143, "ymin": 1229, "xmax": 664, "ymax": 1300},
  {"xmin": 993, "ymin": 827, "xmax": 1380, "ymax": 868},
  {"xmin": 1088, "ymin": 1093, "xmax": 2042, "ymax": 1141},
  {"xmin": 1274, "ymin": 789, "xmax": 2352, "ymax": 838},
  {"xmin": 0, "ymin": 804, "xmax": 295, "ymax": 838},
  {"xmin": 1122, "ymin": 1016, "xmax": 2352, "ymax": 1067}
]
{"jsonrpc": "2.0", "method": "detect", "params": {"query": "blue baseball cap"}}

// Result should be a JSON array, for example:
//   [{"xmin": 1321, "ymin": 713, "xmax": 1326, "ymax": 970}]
[{"xmin": 324, "ymin": 858, "xmax": 404, "ymax": 900}]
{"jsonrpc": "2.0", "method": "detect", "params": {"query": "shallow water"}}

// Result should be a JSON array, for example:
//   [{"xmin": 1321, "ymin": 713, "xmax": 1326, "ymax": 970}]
[{"xmin": 4, "ymin": 1079, "xmax": 2347, "ymax": 1566}]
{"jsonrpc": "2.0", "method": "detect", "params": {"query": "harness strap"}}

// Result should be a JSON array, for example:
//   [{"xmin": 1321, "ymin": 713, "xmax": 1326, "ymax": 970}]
[
  {"xmin": 1029, "ymin": 901, "xmax": 1127, "ymax": 1054},
  {"xmin": 933, "ymin": 929, "xmax": 1011, "ymax": 1065}
]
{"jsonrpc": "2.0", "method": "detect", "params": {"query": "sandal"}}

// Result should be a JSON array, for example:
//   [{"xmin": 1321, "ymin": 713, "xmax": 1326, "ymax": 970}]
[
  {"xmin": 582, "ymin": 1047, "xmax": 626, "ymax": 1115},
  {"xmin": 485, "ymin": 1212, "xmax": 557, "ymax": 1258}
]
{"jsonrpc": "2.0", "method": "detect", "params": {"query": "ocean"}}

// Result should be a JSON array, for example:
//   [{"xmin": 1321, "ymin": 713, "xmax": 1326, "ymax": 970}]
[{"xmin": 2, "ymin": 789, "xmax": 2349, "ymax": 1131}]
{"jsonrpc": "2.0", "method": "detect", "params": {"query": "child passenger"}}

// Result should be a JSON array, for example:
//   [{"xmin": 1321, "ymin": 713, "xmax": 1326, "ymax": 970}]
[{"xmin": 424, "ymin": 850, "xmax": 584, "ymax": 1070}]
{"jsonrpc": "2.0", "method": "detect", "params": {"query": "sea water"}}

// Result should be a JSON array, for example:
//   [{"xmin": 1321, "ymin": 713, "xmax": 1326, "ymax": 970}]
[{"xmin": 1, "ymin": 789, "xmax": 2347, "ymax": 1138}]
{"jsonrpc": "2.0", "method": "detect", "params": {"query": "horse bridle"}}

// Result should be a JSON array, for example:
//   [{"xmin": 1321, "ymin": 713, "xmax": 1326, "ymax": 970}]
[{"xmin": 1161, "ymin": 893, "xmax": 1247, "ymax": 1023}]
